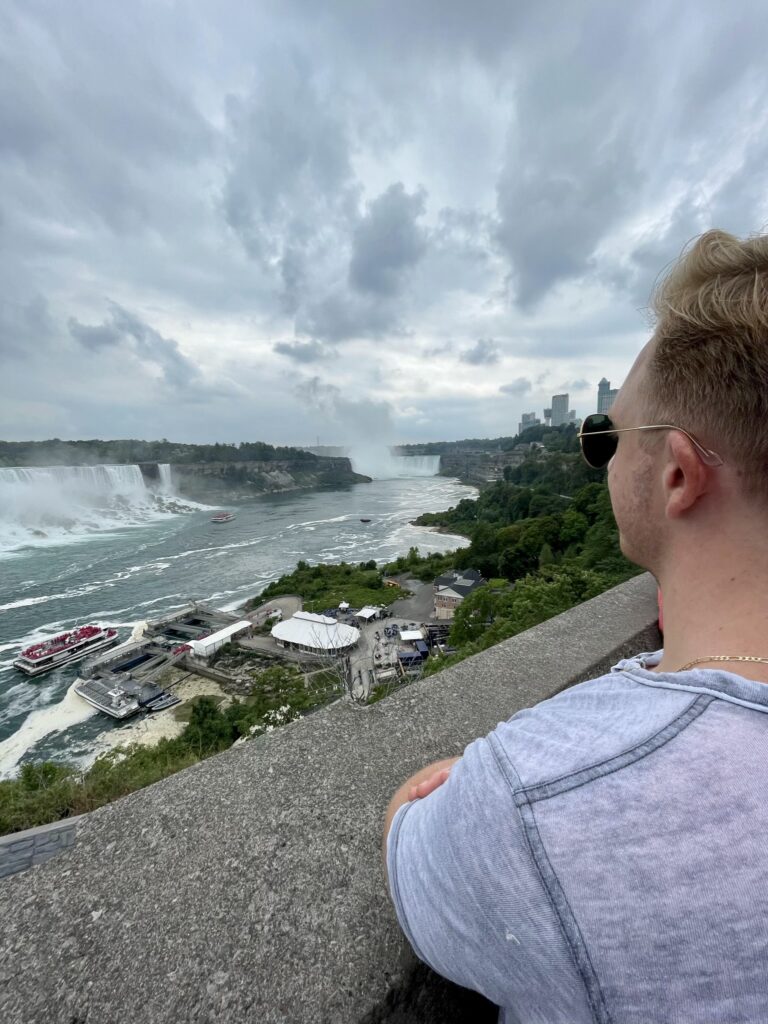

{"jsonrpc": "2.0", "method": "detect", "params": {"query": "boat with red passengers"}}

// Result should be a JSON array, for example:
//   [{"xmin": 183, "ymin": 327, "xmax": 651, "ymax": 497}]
[
  {"xmin": 13, "ymin": 625, "xmax": 119, "ymax": 678},
  {"xmin": 210, "ymin": 510, "xmax": 236, "ymax": 523}
]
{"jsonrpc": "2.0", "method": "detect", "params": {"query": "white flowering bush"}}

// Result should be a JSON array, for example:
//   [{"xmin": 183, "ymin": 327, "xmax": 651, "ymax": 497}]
[{"xmin": 248, "ymin": 704, "xmax": 301, "ymax": 737}]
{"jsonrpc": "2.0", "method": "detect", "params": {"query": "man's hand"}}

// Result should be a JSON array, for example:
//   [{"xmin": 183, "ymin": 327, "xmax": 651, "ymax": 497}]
[
  {"xmin": 408, "ymin": 765, "xmax": 452, "ymax": 801},
  {"xmin": 382, "ymin": 756, "xmax": 461, "ymax": 883}
]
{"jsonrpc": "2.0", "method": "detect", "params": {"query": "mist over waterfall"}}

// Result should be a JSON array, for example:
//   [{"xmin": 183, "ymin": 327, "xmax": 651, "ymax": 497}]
[
  {"xmin": 346, "ymin": 447, "xmax": 440, "ymax": 479},
  {"xmin": 0, "ymin": 463, "xmax": 193, "ymax": 554}
]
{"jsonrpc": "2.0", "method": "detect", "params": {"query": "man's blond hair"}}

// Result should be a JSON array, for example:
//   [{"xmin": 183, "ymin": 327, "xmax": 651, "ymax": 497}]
[{"xmin": 647, "ymin": 228, "xmax": 768, "ymax": 501}]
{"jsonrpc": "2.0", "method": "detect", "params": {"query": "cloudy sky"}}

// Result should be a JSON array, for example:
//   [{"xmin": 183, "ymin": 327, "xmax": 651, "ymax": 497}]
[{"xmin": 2, "ymin": 0, "xmax": 768, "ymax": 446}]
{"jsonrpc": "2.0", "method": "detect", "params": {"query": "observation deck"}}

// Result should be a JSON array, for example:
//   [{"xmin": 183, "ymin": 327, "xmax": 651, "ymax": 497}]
[{"xmin": 0, "ymin": 573, "xmax": 659, "ymax": 1023}]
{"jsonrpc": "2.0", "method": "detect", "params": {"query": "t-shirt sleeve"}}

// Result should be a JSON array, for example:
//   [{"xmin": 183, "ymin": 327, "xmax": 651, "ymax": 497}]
[{"xmin": 386, "ymin": 734, "xmax": 587, "ymax": 1015}]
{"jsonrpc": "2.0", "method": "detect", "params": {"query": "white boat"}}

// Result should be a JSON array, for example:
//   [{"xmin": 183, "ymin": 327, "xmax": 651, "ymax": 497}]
[
  {"xmin": 210, "ymin": 510, "xmax": 236, "ymax": 523},
  {"xmin": 14, "ymin": 625, "xmax": 119, "ymax": 678},
  {"xmin": 73, "ymin": 678, "xmax": 141, "ymax": 719}
]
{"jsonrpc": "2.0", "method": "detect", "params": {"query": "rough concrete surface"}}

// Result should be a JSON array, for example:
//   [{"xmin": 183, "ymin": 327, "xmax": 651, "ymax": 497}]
[{"xmin": 0, "ymin": 573, "xmax": 659, "ymax": 1024}]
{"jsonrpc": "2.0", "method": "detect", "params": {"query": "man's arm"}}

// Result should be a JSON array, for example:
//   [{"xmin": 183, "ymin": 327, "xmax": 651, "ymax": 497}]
[{"xmin": 382, "ymin": 756, "xmax": 461, "ymax": 882}]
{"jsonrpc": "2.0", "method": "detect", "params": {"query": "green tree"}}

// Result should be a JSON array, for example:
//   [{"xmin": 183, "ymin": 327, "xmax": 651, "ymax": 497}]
[
  {"xmin": 183, "ymin": 697, "xmax": 232, "ymax": 755},
  {"xmin": 559, "ymin": 509, "xmax": 590, "ymax": 545},
  {"xmin": 538, "ymin": 542, "xmax": 555, "ymax": 567}
]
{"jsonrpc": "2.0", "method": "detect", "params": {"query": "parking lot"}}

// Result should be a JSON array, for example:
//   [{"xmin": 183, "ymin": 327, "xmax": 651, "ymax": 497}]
[{"xmin": 384, "ymin": 580, "xmax": 436, "ymax": 622}]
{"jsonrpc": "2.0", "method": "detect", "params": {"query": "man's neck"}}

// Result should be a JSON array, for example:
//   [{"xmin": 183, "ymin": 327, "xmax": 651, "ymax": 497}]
[{"xmin": 654, "ymin": 543, "xmax": 768, "ymax": 680}]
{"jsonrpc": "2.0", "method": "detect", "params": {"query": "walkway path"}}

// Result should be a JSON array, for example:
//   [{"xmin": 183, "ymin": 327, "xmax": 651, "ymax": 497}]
[{"xmin": 244, "ymin": 594, "xmax": 302, "ymax": 624}]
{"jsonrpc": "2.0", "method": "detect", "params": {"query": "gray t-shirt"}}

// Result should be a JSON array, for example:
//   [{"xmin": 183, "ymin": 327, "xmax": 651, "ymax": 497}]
[{"xmin": 387, "ymin": 650, "xmax": 768, "ymax": 1023}]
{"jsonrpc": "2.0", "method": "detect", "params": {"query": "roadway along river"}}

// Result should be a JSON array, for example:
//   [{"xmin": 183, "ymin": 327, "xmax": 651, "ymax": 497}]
[{"xmin": 0, "ymin": 475, "xmax": 473, "ymax": 776}]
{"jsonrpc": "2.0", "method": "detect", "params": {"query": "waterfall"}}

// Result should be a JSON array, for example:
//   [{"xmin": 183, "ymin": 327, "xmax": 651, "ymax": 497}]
[
  {"xmin": 0, "ymin": 464, "xmax": 190, "ymax": 553},
  {"xmin": 157, "ymin": 464, "xmax": 173, "ymax": 493},
  {"xmin": 391, "ymin": 455, "xmax": 441, "ymax": 477},
  {"xmin": 347, "ymin": 448, "xmax": 441, "ymax": 479}
]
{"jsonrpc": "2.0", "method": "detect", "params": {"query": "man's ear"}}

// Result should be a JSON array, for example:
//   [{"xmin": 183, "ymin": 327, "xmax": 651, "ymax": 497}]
[{"xmin": 663, "ymin": 432, "xmax": 710, "ymax": 519}]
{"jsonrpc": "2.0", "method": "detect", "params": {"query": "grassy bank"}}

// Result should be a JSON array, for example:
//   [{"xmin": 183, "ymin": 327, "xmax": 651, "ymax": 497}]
[{"xmin": 246, "ymin": 560, "xmax": 408, "ymax": 612}]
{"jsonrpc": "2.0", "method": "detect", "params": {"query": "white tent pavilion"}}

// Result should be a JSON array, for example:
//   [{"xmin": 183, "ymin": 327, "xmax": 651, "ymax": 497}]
[
  {"xmin": 271, "ymin": 612, "xmax": 359, "ymax": 655},
  {"xmin": 338, "ymin": 601, "xmax": 350, "ymax": 611},
  {"xmin": 355, "ymin": 606, "xmax": 382, "ymax": 622},
  {"xmin": 189, "ymin": 621, "xmax": 252, "ymax": 659}
]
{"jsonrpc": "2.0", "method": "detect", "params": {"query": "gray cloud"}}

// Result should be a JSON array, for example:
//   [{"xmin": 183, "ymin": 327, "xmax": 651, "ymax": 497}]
[
  {"xmin": 68, "ymin": 303, "xmax": 232, "ymax": 399},
  {"xmin": 460, "ymin": 338, "xmax": 500, "ymax": 365},
  {"xmin": 349, "ymin": 183, "xmax": 427, "ymax": 296},
  {"xmin": 222, "ymin": 57, "xmax": 358, "ymax": 267},
  {"xmin": 3, "ymin": 0, "xmax": 768, "ymax": 444},
  {"xmin": 0, "ymin": 296, "xmax": 56, "ymax": 359},
  {"xmin": 68, "ymin": 319, "xmax": 122, "ymax": 351},
  {"xmin": 499, "ymin": 377, "xmax": 532, "ymax": 396},
  {"xmin": 297, "ymin": 290, "xmax": 405, "ymax": 343},
  {"xmin": 296, "ymin": 375, "xmax": 395, "ymax": 440},
  {"xmin": 495, "ymin": 8, "xmax": 644, "ymax": 307},
  {"xmin": 273, "ymin": 339, "xmax": 328, "ymax": 362}
]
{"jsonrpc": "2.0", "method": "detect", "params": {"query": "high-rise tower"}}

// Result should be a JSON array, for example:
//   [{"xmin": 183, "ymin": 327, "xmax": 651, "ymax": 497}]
[
  {"xmin": 597, "ymin": 378, "xmax": 620, "ymax": 414},
  {"xmin": 517, "ymin": 412, "xmax": 541, "ymax": 436},
  {"xmin": 551, "ymin": 394, "xmax": 569, "ymax": 427}
]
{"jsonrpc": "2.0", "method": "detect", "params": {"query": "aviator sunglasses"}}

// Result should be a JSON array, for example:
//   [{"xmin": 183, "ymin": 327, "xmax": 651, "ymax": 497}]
[{"xmin": 577, "ymin": 413, "xmax": 724, "ymax": 470}]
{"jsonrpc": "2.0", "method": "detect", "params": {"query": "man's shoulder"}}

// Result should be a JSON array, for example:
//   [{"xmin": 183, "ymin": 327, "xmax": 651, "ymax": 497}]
[{"xmin": 490, "ymin": 670, "xmax": 696, "ymax": 791}]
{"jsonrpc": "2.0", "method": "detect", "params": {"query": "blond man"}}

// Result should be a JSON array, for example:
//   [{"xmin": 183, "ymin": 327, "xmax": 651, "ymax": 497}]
[{"xmin": 384, "ymin": 230, "xmax": 768, "ymax": 1023}]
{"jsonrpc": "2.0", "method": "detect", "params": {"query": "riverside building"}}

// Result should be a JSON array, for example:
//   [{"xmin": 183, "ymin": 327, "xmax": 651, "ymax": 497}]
[{"xmin": 433, "ymin": 568, "xmax": 486, "ymax": 620}]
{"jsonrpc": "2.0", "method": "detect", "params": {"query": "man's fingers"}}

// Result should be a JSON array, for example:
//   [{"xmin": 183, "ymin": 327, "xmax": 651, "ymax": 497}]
[{"xmin": 410, "ymin": 767, "xmax": 452, "ymax": 801}]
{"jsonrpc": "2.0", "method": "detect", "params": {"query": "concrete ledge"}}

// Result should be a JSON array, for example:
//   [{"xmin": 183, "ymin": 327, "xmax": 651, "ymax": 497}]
[
  {"xmin": 0, "ymin": 816, "xmax": 82, "ymax": 880},
  {"xmin": 0, "ymin": 573, "xmax": 660, "ymax": 1023}
]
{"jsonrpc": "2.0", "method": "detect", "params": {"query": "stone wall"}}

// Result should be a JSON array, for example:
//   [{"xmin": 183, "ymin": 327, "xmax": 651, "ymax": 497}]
[
  {"xmin": 0, "ymin": 816, "xmax": 82, "ymax": 879},
  {"xmin": 0, "ymin": 573, "xmax": 659, "ymax": 1024}
]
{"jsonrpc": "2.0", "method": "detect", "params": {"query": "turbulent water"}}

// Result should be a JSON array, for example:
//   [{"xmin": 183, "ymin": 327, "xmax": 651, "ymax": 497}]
[
  {"xmin": 0, "ymin": 463, "xmax": 192, "ymax": 552},
  {"xmin": 0, "ymin": 470, "xmax": 473, "ymax": 778}
]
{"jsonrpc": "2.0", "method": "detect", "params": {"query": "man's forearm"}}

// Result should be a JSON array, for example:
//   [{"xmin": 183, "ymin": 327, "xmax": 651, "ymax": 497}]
[{"xmin": 382, "ymin": 756, "xmax": 461, "ymax": 878}]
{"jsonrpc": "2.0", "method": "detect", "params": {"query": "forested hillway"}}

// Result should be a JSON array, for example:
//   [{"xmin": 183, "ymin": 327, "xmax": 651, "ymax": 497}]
[
  {"xmin": 391, "ymin": 430, "xmax": 641, "ymax": 675},
  {"xmin": 0, "ymin": 438, "xmax": 319, "ymax": 467}
]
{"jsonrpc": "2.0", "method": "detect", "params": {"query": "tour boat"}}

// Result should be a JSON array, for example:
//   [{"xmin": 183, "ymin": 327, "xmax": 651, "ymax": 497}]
[
  {"xmin": 14, "ymin": 625, "xmax": 120, "ymax": 678},
  {"xmin": 74, "ymin": 679, "xmax": 142, "ymax": 720},
  {"xmin": 210, "ymin": 511, "xmax": 236, "ymax": 523}
]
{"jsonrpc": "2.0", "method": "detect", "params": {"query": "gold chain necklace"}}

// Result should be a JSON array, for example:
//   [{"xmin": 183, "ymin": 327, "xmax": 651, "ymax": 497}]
[{"xmin": 677, "ymin": 655, "xmax": 768, "ymax": 671}]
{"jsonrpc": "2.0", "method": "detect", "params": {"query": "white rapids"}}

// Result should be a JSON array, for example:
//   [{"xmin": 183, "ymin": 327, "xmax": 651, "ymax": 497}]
[{"xmin": 0, "ymin": 463, "xmax": 197, "ymax": 554}]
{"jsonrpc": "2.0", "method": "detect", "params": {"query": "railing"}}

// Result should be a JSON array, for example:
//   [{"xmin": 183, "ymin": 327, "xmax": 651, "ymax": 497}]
[{"xmin": 0, "ymin": 573, "xmax": 659, "ymax": 1024}]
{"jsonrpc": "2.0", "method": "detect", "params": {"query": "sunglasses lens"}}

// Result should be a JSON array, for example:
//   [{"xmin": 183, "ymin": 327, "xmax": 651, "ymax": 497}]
[{"xmin": 580, "ymin": 415, "xmax": 617, "ymax": 469}]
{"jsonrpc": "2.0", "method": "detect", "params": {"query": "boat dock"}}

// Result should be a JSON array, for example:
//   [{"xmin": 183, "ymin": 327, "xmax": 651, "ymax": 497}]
[{"xmin": 74, "ymin": 603, "xmax": 244, "ymax": 719}]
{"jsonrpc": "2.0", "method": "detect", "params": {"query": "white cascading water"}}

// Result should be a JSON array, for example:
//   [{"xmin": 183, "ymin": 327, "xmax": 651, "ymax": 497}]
[
  {"xmin": 157, "ymin": 463, "xmax": 173, "ymax": 493},
  {"xmin": 0, "ymin": 464, "xmax": 188, "ymax": 554},
  {"xmin": 346, "ymin": 447, "xmax": 440, "ymax": 479},
  {"xmin": 391, "ymin": 454, "xmax": 441, "ymax": 477}
]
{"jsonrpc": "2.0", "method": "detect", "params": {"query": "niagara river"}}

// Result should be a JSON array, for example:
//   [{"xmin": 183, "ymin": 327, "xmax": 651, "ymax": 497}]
[{"xmin": 0, "ymin": 467, "xmax": 474, "ymax": 777}]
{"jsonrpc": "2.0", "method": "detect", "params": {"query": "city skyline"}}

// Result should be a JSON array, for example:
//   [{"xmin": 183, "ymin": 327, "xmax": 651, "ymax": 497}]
[{"xmin": 516, "ymin": 376, "xmax": 624, "ymax": 437}]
